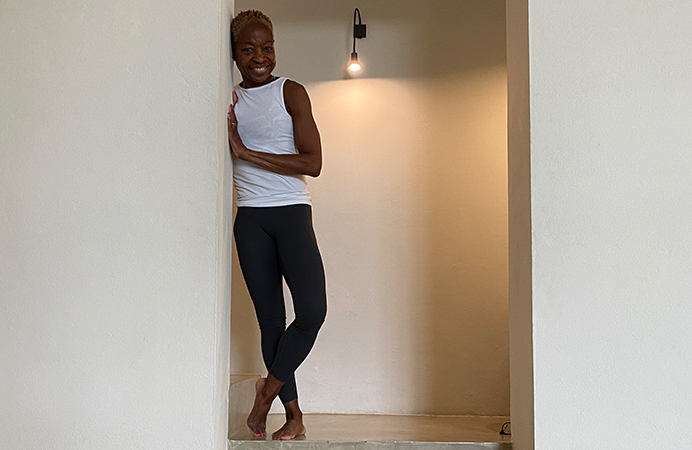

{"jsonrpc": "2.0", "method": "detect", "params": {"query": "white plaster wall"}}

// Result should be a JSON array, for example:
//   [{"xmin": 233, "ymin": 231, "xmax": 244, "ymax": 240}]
[
  {"xmin": 523, "ymin": 1, "xmax": 692, "ymax": 448},
  {"xmin": 231, "ymin": 0, "xmax": 509, "ymax": 415},
  {"xmin": 0, "ymin": 0, "xmax": 233, "ymax": 449}
]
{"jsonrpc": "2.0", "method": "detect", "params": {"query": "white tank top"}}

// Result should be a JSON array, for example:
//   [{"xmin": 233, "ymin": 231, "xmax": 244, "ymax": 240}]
[{"xmin": 232, "ymin": 77, "xmax": 312, "ymax": 207}]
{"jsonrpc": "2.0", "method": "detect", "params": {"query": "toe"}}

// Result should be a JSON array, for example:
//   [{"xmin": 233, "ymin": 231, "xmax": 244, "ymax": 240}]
[{"xmin": 272, "ymin": 426, "xmax": 286, "ymax": 440}]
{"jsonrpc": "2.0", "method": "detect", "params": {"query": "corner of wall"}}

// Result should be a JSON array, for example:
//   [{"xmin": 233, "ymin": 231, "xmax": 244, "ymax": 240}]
[
  {"xmin": 506, "ymin": 0, "xmax": 535, "ymax": 449},
  {"xmin": 214, "ymin": 0, "xmax": 234, "ymax": 448}
]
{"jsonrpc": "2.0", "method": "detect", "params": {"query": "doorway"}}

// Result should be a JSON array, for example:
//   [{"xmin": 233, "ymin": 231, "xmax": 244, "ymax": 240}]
[{"xmin": 229, "ymin": 0, "xmax": 509, "ymax": 420}]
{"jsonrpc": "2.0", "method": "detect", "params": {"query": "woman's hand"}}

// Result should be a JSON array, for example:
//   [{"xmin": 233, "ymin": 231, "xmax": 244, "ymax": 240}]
[{"xmin": 227, "ymin": 91, "xmax": 247, "ymax": 159}]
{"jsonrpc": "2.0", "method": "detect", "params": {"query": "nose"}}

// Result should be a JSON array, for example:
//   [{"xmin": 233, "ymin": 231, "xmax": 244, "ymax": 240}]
[{"xmin": 252, "ymin": 49, "xmax": 266, "ymax": 62}]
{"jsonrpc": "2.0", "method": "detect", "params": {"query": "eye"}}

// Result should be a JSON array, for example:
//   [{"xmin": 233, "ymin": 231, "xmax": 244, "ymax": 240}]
[
  {"xmin": 242, "ymin": 48, "xmax": 252, "ymax": 53},
  {"xmin": 264, "ymin": 46, "xmax": 273, "ymax": 51}
]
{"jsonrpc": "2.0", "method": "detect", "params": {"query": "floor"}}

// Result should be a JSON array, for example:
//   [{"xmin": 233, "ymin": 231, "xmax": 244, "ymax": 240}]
[{"xmin": 229, "ymin": 414, "xmax": 511, "ymax": 450}]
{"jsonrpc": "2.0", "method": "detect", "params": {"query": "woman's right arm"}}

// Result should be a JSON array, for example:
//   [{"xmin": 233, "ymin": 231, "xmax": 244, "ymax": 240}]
[{"xmin": 227, "ymin": 83, "xmax": 322, "ymax": 177}]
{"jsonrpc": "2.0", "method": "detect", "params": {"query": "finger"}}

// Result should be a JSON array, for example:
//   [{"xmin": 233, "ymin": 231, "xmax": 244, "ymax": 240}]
[
  {"xmin": 233, "ymin": 90, "xmax": 238, "ymax": 104},
  {"xmin": 227, "ymin": 114, "xmax": 238, "ymax": 133}
]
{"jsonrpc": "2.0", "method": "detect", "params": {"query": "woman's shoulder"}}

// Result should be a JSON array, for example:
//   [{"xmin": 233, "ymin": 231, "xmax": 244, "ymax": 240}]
[
  {"xmin": 282, "ymin": 78, "xmax": 306, "ymax": 95},
  {"xmin": 282, "ymin": 79, "xmax": 311, "ymax": 114}
]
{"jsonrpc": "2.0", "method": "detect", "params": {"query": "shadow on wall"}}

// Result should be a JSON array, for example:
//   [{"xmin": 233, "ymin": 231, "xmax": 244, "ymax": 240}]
[{"xmin": 231, "ymin": 0, "xmax": 508, "ymax": 415}]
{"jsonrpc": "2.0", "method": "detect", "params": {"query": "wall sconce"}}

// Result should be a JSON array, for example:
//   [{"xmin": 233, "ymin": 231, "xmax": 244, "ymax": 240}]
[{"xmin": 349, "ymin": 8, "xmax": 366, "ymax": 72}]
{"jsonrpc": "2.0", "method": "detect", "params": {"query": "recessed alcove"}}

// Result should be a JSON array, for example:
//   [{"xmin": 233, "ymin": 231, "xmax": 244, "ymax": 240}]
[{"xmin": 229, "ymin": 0, "xmax": 509, "ymax": 446}]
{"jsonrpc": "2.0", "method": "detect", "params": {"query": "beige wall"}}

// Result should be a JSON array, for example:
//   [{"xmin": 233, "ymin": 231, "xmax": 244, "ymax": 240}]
[
  {"xmin": 0, "ymin": 0, "xmax": 233, "ymax": 449},
  {"xmin": 231, "ymin": 0, "xmax": 508, "ymax": 415},
  {"xmin": 506, "ymin": 0, "xmax": 534, "ymax": 448}
]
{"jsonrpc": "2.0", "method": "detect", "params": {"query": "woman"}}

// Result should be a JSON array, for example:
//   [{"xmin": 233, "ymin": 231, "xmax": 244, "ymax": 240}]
[{"xmin": 227, "ymin": 10, "xmax": 327, "ymax": 441}]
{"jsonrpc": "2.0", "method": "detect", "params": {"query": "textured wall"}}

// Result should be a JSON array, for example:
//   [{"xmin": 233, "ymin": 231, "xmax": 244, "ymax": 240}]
[
  {"xmin": 0, "ymin": 0, "xmax": 232, "ymax": 449},
  {"xmin": 512, "ymin": 1, "xmax": 692, "ymax": 449},
  {"xmin": 230, "ymin": 0, "xmax": 509, "ymax": 415}
]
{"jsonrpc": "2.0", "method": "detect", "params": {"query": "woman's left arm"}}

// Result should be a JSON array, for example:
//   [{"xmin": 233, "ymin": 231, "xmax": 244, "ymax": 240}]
[{"xmin": 227, "ymin": 81, "xmax": 322, "ymax": 177}]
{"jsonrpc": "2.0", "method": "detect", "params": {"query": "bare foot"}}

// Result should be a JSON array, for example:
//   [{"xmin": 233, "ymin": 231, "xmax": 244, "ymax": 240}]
[
  {"xmin": 272, "ymin": 399, "xmax": 306, "ymax": 440},
  {"xmin": 272, "ymin": 418, "xmax": 306, "ymax": 440},
  {"xmin": 246, "ymin": 378, "xmax": 267, "ymax": 437},
  {"xmin": 246, "ymin": 375, "xmax": 284, "ymax": 438}
]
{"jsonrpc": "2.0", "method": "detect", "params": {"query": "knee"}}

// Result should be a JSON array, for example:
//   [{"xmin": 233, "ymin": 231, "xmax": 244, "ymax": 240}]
[
  {"xmin": 295, "ymin": 304, "xmax": 326, "ymax": 335},
  {"xmin": 257, "ymin": 316, "xmax": 286, "ymax": 334}
]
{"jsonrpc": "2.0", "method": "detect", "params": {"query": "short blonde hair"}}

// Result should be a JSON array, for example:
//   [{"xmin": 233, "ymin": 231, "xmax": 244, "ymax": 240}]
[{"xmin": 231, "ymin": 10, "xmax": 273, "ymax": 49}]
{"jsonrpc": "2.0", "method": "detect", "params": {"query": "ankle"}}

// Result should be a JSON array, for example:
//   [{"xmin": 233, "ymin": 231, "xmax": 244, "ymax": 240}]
[
  {"xmin": 288, "ymin": 410, "xmax": 303, "ymax": 420},
  {"xmin": 283, "ymin": 400, "xmax": 303, "ymax": 420},
  {"xmin": 259, "ymin": 374, "xmax": 284, "ymax": 402},
  {"xmin": 255, "ymin": 392, "xmax": 273, "ymax": 407}
]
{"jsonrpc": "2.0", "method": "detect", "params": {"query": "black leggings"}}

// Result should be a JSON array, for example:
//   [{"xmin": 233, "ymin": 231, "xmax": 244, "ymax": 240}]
[{"xmin": 233, "ymin": 204, "xmax": 327, "ymax": 404}]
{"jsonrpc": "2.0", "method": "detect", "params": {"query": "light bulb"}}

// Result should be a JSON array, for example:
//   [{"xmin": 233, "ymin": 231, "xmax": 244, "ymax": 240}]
[{"xmin": 348, "ymin": 52, "xmax": 361, "ymax": 72}]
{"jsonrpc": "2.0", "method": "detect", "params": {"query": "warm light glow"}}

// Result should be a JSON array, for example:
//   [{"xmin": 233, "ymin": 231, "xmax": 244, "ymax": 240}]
[{"xmin": 348, "ymin": 61, "xmax": 362, "ymax": 72}]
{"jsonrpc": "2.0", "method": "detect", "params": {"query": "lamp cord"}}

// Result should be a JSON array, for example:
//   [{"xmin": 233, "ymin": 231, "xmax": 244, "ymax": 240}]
[{"xmin": 352, "ymin": 8, "xmax": 362, "ymax": 53}]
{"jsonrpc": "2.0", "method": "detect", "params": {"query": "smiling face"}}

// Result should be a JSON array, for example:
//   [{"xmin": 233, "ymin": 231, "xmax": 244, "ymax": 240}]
[{"xmin": 233, "ymin": 21, "xmax": 276, "ymax": 88}]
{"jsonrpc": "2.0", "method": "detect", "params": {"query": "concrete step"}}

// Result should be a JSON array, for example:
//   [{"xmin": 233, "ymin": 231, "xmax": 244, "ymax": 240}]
[
  {"xmin": 229, "ymin": 413, "xmax": 511, "ymax": 450},
  {"xmin": 228, "ymin": 373, "xmax": 261, "ymax": 438}
]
